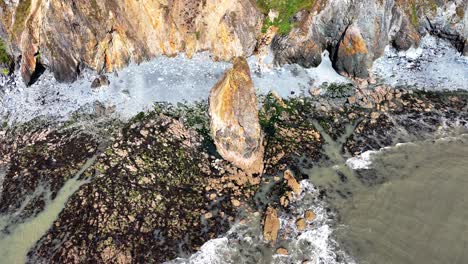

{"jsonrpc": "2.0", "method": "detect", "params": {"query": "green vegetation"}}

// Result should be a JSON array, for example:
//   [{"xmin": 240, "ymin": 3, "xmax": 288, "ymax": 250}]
[
  {"xmin": 256, "ymin": 0, "xmax": 315, "ymax": 34},
  {"xmin": 0, "ymin": 38, "xmax": 10, "ymax": 75},
  {"xmin": 323, "ymin": 82, "xmax": 354, "ymax": 98},
  {"xmin": 410, "ymin": 3, "xmax": 419, "ymax": 28},
  {"xmin": 0, "ymin": 38, "xmax": 9, "ymax": 64},
  {"xmin": 12, "ymin": 0, "xmax": 32, "ymax": 37}
]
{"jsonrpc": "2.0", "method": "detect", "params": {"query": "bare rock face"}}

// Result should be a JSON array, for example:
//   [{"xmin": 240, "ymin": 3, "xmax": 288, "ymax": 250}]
[
  {"xmin": 332, "ymin": 25, "xmax": 370, "ymax": 79},
  {"xmin": 209, "ymin": 57, "xmax": 264, "ymax": 174},
  {"xmin": 270, "ymin": 0, "xmax": 467, "ymax": 80},
  {"xmin": 0, "ymin": 0, "xmax": 262, "ymax": 84}
]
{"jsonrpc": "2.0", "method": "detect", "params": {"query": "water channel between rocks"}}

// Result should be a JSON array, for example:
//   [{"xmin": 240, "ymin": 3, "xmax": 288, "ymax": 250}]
[{"xmin": 0, "ymin": 155, "xmax": 96, "ymax": 264}]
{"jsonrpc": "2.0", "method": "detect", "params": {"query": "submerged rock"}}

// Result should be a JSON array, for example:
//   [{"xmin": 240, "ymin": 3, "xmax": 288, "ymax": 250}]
[{"xmin": 209, "ymin": 57, "xmax": 264, "ymax": 174}]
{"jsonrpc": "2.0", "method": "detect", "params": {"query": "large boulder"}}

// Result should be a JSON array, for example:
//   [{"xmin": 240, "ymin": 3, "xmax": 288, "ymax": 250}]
[{"xmin": 209, "ymin": 57, "xmax": 264, "ymax": 174}]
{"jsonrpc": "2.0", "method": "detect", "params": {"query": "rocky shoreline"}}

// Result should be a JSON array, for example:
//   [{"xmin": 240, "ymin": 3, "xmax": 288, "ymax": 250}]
[{"xmin": 1, "ymin": 73, "xmax": 466, "ymax": 262}]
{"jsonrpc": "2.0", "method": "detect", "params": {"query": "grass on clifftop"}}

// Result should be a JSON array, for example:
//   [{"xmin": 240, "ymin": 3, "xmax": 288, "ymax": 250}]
[
  {"xmin": 256, "ymin": 0, "xmax": 315, "ymax": 34},
  {"xmin": 0, "ymin": 38, "xmax": 10, "ymax": 74},
  {"xmin": 0, "ymin": 38, "xmax": 9, "ymax": 64},
  {"xmin": 12, "ymin": 0, "xmax": 32, "ymax": 38}
]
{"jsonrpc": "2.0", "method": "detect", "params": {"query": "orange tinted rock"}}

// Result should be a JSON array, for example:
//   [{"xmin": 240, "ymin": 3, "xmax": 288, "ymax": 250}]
[
  {"xmin": 296, "ymin": 218, "xmax": 306, "ymax": 231},
  {"xmin": 263, "ymin": 206, "xmax": 280, "ymax": 243},
  {"xmin": 284, "ymin": 170, "xmax": 301, "ymax": 195},
  {"xmin": 305, "ymin": 210, "xmax": 316, "ymax": 222},
  {"xmin": 209, "ymin": 57, "xmax": 264, "ymax": 174},
  {"xmin": 276, "ymin": 247, "xmax": 289, "ymax": 255}
]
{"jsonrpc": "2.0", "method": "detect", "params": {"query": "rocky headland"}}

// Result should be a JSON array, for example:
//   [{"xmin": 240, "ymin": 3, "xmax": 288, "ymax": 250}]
[{"xmin": 0, "ymin": 0, "xmax": 467, "ymax": 263}]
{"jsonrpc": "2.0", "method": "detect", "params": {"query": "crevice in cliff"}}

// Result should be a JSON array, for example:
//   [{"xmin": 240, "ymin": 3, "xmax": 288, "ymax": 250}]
[
  {"xmin": 425, "ymin": 17, "xmax": 466, "ymax": 54},
  {"xmin": 329, "ymin": 23, "xmax": 351, "ymax": 73},
  {"xmin": 27, "ymin": 52, "xmax": 45, "ymax": 86}
]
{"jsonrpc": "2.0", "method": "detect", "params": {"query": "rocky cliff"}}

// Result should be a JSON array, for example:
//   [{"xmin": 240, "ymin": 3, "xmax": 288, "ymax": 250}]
[
  {"xmin": 0, "ymin": 0, "xmax": 466, "ymax": 84},
  {"xmin": 0, "ymin": 0, "xmax": 262, "ymax": 84},
  {"xmin": 271, "ymin": 0, "xmax": 467, "ymax": 80}
]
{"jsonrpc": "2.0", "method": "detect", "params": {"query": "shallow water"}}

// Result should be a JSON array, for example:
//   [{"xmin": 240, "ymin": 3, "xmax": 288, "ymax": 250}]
[
  {"xmin": 334, "ymin": 135, "xmax": 468, "ymax": 264},
  {"xmin": 0, "ymin": 155, "xmax": 96, "ymax": 264}
]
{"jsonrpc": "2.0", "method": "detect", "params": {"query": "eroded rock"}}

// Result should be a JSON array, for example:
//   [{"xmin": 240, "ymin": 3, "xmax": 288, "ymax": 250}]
[
  {"xmin": 91, "ymin": 75, "xmax": 110, "ymax": 89},
  {"xmin": 209, "ymin": 57, "xmax": 264, "ymax": 174},
  {"xmin": 284, "ymin": 170, "xmax": 301, "ymax": 196},
  {"xmin": 1, "ymin": 0, "xmax": 262, "ymax": 83},
  {"xmin": 263, "ymin": 206, "xmax": 280, "ymax": 243}
]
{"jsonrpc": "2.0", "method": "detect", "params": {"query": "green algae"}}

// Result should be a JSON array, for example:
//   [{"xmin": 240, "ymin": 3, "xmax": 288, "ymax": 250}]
[
  {"xmin": 12, "ymin": 0, "xmax": 32, "ymax": 38},
  {"xmin": 256, "ymin": 0, "xmax": 315, "ymax": 34}
]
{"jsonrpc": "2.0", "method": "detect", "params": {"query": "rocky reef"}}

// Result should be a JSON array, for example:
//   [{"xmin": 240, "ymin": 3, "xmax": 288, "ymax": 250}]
[{"xmin": 1, "ymin": 73, "xmax": 466, "ymax": 262}]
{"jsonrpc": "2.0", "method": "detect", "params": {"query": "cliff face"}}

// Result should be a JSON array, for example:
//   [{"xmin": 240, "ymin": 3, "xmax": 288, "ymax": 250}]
[
  {"xmin": 271, "ymin": 0, "xmax": 467, "ymax": 80},
  {"xmin": 0, "ymin": 0, "xmax": 466, "ymax": 84},
  {"xmin": 0, "ymin": 0, "xmax": 262, "ymax": 83}
]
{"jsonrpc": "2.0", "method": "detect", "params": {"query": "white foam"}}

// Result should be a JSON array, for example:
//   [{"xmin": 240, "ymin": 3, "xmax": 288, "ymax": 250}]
[
  {"xmin": 180, "ymin": 237, "xmax": 230, "ymax": 264},
  {"xmin": 372, "ymin": 36, "xmax": 468, "ymax": 90},
  {"xmin": 346, "ymin": 150, "xmax": 378, "ymax": 170},
  {"xmin": 1, "ymin": 51, "xmax": 350, "ymax": 125},
  {"xmin": 168, "ymin": 179, "xmax": 353, "ymax": 264}
]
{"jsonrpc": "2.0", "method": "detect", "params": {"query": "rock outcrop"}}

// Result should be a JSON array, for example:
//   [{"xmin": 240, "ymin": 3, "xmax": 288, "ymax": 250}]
[
  {"xmin": 0, "ymin": 0, "xmax": 465, "ymax": 84},
  {"xmin": 0, "ymin": 0, "xmax": 262, "ymax": 84},
  {"xmin": 271, "ymin": 0, "xmax": 467, "ymax": 80},
  {"xmin": 209, "ymin": 57, "xmax": 264, "ymax": 174}
]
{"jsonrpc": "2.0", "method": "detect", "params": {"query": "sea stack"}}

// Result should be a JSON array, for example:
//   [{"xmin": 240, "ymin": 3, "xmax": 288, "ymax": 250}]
[{"xmin": 209, "ymin": 57, "xmax": 264, "ymax": 174}]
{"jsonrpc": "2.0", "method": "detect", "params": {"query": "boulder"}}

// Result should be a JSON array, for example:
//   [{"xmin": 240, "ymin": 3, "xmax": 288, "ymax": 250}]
[
  {"xmin": 332, "ymin": 25, "xmax": 370, "ymax": 79},
  {"xmin": 263, "ymin": 206, "xmax": 280, "ymax": 243},
  {"xmin": 209, "ymin": 57, "xmax": 264, "ymax": 174},
  {"xmin": 305, "ymin": 210, "xmax": 316, "ymax": 222},
  {"xmin": 91, "ymin": 75, "xmax": 110, "ymax": 89},
  {"xmin": 284, "ymin": 170, "xmax": 301, "ymax": 195},
  {"xmin": 276, "ymin": 247, "xmax": 289, "ymax": 255}
]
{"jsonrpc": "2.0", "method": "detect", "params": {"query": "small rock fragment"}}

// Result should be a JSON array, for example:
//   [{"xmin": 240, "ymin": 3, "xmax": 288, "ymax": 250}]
[
  {"xmin": 276, "ymin": 247, "xmax": 289, "ymax": 255},
  {"xmin": 263, "ymin": 206, "xmax": 280, "ymax": 243},
  {"xmin": 231, "ymin": 199, "xmax": 241, "ymax": 207},
  {"xmin": 284, "ymin": 170, "xmax": 301, "ymax": 195},
  {"xmin": 305, "ymin": 210, "xmax": 316, "ymax": 222},
  {"xmin": 204, "ymin": 212, "xmax": 213, "ymax": 219},
  {"xmin": 91, "ymin": 75, "xmax": 110, "ymax": 89}
]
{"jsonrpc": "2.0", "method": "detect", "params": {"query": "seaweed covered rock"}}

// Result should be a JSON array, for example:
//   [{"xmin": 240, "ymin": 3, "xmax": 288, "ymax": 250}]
[
  {"xmin": 26, "ymin": 113, "xmax": 243, "ymax": 263},
  {"xmin": 209, "ymin": 57, "xmax": 264, "ymax": 174}
]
